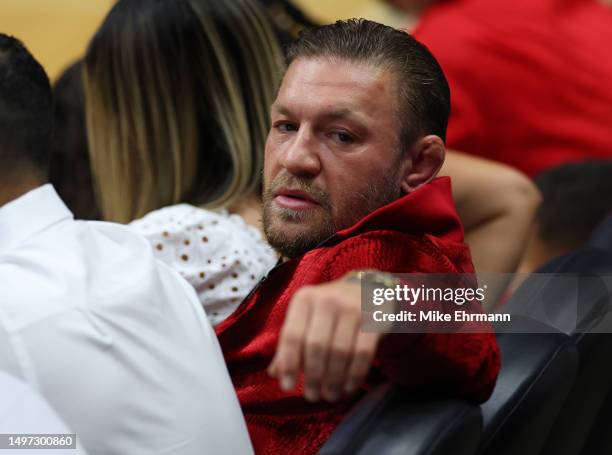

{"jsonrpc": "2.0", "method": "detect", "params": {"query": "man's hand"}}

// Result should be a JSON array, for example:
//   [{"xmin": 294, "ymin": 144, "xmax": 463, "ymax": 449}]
[{"xmin": 268, "ymin": 274, "xmax": 381, "ymax": 403}]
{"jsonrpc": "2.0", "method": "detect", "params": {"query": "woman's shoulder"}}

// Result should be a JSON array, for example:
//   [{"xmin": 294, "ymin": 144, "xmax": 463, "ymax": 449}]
[
  {"xmin": 129, "ymin": 204, "xmax": 271, "ymax": 251},
  {"xmin": 130, "ymin": 204, "xmax": 229, "ymax": 234},
  {"xmin": 129, "ymin": 203, "xmax": 278, "ymax": 326}
]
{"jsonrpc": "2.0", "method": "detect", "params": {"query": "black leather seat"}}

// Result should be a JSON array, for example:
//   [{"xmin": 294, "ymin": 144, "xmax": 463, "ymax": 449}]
[
  {"xmin": 587, "ymin": 213, "xmax": 612, "ymax": 251},
  {"xmin": 319, "ymin": 382, "xmax": 483, "ymax": 455},
  {"xmin": 319, "ymin": 314, "xmax": 579, "ymax": 455},
  {"xmin": 477, "ymin": 317, "xmax": 578, "ymax": 455},
  {"xmin": 504, "ymin": 247, "xmax": 612, "ymax": 455},
  {"xmin": 506, "ymin": 248, "xmax": 612, "ymax": 334},
  {"xmin": 581, "ymin": 379, "xmax": 612, "ymax": 455}
]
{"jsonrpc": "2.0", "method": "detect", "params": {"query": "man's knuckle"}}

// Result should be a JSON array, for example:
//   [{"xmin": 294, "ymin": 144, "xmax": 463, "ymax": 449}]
[
  {"xmin": 326, "ymin": 363, "xmax": 346, "ymax": 379},
  {"xmin": 355, "ymin": 346, "xmax": 374, "ymax": 360},
  {"xmin": 307, "ymin": 341, "xmax": 326, "ymax": 357},
  {"xmin": 351, "ymin": 358, "xmax": 371, "ymax": 373},
  {"xmin": 294, "ymin": 286, "xmax": 314, "ymax": 300},
  {"xmin": 307, "ymin": 367, "xmax": 324, "ymax": 381},
  {"xmin": 347, "ymin": 371, "xmax": 365, "ymax": 383},
  {"xmin": 281, "ymin": 331, "xmax": 302, "ymax": 347},
  {"xmin": 331, "ymin": 345, "xmax": 350, "ymax": 359}
]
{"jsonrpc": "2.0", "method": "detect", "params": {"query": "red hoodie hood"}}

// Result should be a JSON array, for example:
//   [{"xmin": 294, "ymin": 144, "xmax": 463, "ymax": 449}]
[{"xmin": 334, "ymin": 177, "xmax": 465, "ymax": 245}]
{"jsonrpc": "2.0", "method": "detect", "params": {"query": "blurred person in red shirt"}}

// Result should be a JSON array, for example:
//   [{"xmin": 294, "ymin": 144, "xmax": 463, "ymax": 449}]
[{"xmin": 385, "ymin": 0, "xmax": 612, "ymax": 177}]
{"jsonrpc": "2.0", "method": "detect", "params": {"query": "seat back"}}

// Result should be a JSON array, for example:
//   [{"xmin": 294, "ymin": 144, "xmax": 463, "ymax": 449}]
[
  {"xmin": 478, "ymin": 316, "xmax": 578, "ymax": 455},
  {"xmin": 319, "ymin": 382, "xmax": 483, "ymax": 455},
  {"xmin": 587, "ymin": 213, "xmax": 612, "ymax": 251},
  {"xmin": 505, "ymin": 248, "xmax": 612, "ymax": 455}
]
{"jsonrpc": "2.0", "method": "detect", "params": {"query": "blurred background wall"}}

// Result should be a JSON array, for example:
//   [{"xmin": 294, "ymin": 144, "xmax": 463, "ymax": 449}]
[
  {"xmin": 0, "ymin": 0, "xmax": 113, "ymax": 81},
  {"xmin": 0, "ymin": 0, "xmax": 400, "ymax": 81},
  {"xmin": 292, "ymin": 0, "xmax": 401, "ymax": 26}
]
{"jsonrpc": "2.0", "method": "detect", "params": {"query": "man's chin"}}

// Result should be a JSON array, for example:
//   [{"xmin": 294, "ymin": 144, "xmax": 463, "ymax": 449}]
[
  {"xmin": 271, "ymin": 203, "xmax": 323, "ymax": 222},
  {"xmin": 264, "ymin": 221, "xmax": 335, "ymax": 259}
]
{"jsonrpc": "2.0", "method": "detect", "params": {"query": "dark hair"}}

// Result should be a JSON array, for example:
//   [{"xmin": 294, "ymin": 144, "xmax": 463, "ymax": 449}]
[
  {"xmin": 285, "ymin": 18, "xmax": 450, "ymax": 147},
  {"xmin": 49, "ymin": 61, "xmax": 100, "ymax": 220},
  {"xmin": 257, "ymin": 0, "xmax": 319, "ymax": 47},
  {"xmin": 83, "ymin": 0, "xmax": 283, "ymax": 222},
  {"xmin": 0, "ymin": 34, "xmax": 52, "ymax": 176},
  {"xmin": 535, "ymin": 160, "xmax": 612, "ymax": 249}
]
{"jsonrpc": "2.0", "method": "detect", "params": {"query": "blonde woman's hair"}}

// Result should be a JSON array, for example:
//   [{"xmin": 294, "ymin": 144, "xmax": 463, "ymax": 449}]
[{"xmin": 84, "ymin": 0, "xmax": 283, "ymax": 223}]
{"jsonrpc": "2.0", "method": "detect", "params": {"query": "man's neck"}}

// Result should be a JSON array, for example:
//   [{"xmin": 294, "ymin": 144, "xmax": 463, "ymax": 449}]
[{"xmin": 0, "ymin": 173, "xmax": 45, "ymax": 208}]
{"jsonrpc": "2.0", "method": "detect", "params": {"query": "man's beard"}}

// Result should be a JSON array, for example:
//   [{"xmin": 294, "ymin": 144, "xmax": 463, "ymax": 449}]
[{"xmin": 262, "ymin": 170, "xmax": 403, "ymax": 259}]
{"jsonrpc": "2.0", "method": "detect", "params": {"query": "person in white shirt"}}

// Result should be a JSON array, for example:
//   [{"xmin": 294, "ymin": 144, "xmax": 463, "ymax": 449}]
[
  {"xmin": 0, "ymin": 34, "xmax": 253, "ymax": 455},
  {"xmin": 0, "ymin": 372, "xmax": 88, "ymax": 454}
]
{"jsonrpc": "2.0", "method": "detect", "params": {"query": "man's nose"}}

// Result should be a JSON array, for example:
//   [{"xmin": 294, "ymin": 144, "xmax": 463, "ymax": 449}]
[{"xmin": 279, "ymin": 127, "xmax": 321, "ymax": 177}]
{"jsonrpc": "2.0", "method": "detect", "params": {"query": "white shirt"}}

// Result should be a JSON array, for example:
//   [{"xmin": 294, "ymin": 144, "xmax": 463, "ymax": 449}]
[
  {"xmin": 0, "ymin": 185, "xmax": 253, "ymax": 455},
  {"xmin": 0, "ymin": 371, "xmax": 87, "ymax": 454},
  {"xmin": 130, "ymin": 204, "xmax": 277, "ymax": 326}
]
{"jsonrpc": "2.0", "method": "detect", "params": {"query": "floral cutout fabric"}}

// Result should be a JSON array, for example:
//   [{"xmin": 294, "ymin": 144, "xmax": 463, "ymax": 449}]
[{"xmin": 130, "ymin": 204, "xmax": 278, "ymax": 326}]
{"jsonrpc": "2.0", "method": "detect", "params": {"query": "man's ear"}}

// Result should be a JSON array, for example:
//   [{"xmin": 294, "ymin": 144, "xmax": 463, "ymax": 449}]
[{"xmin": 400, "ymin": 135, "xmax": 445, "ymax": 194}]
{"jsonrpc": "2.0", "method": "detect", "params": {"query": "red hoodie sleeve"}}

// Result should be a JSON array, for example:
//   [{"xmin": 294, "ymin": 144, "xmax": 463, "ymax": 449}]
[
  {"xmin": 324, "ymin": 230, "xmax": 501, "ymax": 403},
  {"xmin": 375, "ymin": 331, "xmax": 500, "ymax": 403}
]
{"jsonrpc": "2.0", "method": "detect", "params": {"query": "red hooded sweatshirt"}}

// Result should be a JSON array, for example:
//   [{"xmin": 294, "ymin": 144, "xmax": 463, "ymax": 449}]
[{"xmin": 216, "ymin": 177, "xmax": 501, "ymax": 454}]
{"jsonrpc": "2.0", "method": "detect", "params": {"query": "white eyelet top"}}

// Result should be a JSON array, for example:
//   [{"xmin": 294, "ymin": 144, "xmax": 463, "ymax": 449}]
[{"xmin": 129, "ymin": 204, "xmax": 278, "ymax": 326}]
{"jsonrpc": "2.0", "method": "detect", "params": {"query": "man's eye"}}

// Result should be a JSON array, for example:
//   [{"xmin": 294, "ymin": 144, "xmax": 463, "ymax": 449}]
[
  {"xmin": 276, "ymin": 123, "xmax": 297, "ymax": 133},
  {"xmin": 333, "ymin": 132, "xmax": 354, "ymax": 143}
]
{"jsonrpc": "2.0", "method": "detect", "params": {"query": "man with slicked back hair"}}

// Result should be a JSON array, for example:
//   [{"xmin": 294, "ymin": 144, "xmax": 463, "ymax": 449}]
[{"xmin": 216, "ymin": 19, "xmax": 500, "ymax": 455}]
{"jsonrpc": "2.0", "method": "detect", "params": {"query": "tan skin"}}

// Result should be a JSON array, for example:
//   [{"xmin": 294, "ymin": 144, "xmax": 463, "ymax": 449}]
[
  {"xmin": 264, "ymin": 57, "xmax": 444, "ymax": 403},
  {"xmin": 440, "ymin": 151, "xmax": 540, "ymax": 307},
  {"xmin": 0, "ymin": 168, "xmax": 44, "ymax": 208}
]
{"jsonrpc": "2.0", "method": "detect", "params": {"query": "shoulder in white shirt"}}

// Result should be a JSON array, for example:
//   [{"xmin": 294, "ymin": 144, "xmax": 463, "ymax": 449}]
[
  {"xmin": 130, "ymin": 204, "xmax": 278, "ymax": 326},
  {"xmin": 0, "ymin": 371, "xmax": 87, "ymax": 454},
  {"xmin": 0, "ymin": 185, "xmax": 253, "ymax": 455}
]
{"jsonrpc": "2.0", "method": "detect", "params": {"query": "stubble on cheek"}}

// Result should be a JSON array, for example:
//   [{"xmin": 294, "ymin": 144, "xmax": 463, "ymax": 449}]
[
  {"xmin": 261, "ymin": 177, "xmax": 336, "ymax": 258},
  {"xmin": 261, "ymin": 164, "xmax": 403, "ymax": 258}
]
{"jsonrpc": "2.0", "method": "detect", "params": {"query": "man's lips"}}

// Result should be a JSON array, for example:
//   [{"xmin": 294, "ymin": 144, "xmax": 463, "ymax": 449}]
[{"xmin": 274, "ymin": 188, "xmax": 320, "ymax": 210}]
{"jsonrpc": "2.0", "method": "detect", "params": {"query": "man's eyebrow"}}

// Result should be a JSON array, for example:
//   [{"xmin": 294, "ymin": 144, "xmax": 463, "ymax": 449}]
[
  {"xmin": 271, "ymin": 104, "xmax": 291, "ymax": 116},
  {"xmin": 322, "ymin": 108, "xmax": 353, "ymax": 120},
  {"xmin": 271, "ymin": 105, "xmax": 360, "ymax": 121}
]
